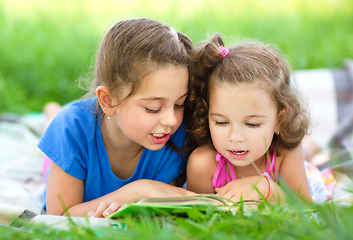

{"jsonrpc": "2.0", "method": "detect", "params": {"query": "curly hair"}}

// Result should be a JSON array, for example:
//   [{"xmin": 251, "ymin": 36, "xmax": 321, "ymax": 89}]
[{"xmin": 185, "ymin": 33, "xmax": 309, "ymax": 154}]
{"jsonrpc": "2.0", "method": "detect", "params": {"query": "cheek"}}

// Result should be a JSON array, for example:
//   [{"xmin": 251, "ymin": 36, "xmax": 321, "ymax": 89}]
[
  {"xmin": 253, "ymin": 131, "xmax": 273, "ymax": 149},
  {"xmin": 175, "ymin": 109, "xmax": 184, "ymax": 123},
  {"xmin": 119, "ymin": 116, "xmax": 139, "ymax": 134},
  {"xmin": 120, "ymin": 110, "xmax": 151, "ymax": 131},
  {"xmin": 209, "ymin": 126, "xmax": 226, "ymax": 143},
  {"xmin": 209, "ymin": 125, "xmax": 216, "ymax": 139},
  {"xmin": 171, "ymin": 108, "xmax": 184, "ymax": 129}
]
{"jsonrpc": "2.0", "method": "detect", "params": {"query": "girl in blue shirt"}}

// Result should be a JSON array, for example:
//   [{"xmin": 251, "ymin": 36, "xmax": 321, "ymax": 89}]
[{"xmin": 38, "ymin": 18, "xmax": 195, "ymax": 217}]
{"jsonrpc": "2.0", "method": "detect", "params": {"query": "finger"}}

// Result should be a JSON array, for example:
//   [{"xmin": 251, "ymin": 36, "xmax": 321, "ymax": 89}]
[
  {"xmin": 87, "ymin": 211, "xmax": 95, "ymax": 218},
  {"xmin": 215, "ymin": 187, "xmax": 226, "ymax": 196},
  {"xmin": 215, "ymin": 188, "xmax": 227, "ymax": 197},
  {"xmin": 215, "ymin": 186, "xmax": 235, "ymax": 200},
  {"xmin": 120, "ymin": 203, "xmax": 129, "ymax": 209},
  {"xmin": 228, "ymin": 193, "xmax": 241, "ymax": 203},
  {"xmin": 93, "ymin": 200, "xmax": 112, "ymax": 218},
  {"xmin": 221, "ymin": 192, "xmax": 235, "ymax": 201},
  {"xmin": 103, "ymin": 201, "xmax": 122, "ymax": 218}
]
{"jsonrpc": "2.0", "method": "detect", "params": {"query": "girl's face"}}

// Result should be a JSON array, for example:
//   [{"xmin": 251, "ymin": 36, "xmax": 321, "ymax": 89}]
[
  {"xmin": 208, "ymin": 82, "xmax": 280, "ymax": 168},
  {"xmin": 112, "ymin": 65, "xmax": 188, "ymax": 151}
]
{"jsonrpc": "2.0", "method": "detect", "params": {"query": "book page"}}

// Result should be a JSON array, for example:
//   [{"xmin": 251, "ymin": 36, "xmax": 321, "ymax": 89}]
[{"xmin": 136, "ymin": 194, "xmax": 234, "ymax": 206}]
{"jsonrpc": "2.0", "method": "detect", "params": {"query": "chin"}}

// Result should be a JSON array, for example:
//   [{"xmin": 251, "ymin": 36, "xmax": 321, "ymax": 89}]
[{"xmin": 146, "ymin": 143, "xmax": 166, "ymax": 151}]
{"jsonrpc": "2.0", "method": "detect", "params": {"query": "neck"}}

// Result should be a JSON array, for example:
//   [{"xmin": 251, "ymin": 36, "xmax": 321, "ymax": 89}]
[
  {"xmin": 101, "ymin": 114, "xmax": 144, "ymax": 161},
  {"xmin": 233, "ymin": 154, "xmax": 268, "ymax": 177}
]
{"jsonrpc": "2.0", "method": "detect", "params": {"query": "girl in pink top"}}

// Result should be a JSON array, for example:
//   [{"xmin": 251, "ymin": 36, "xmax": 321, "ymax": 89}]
[{"xmin": 185, "ymin": 34, "xmax": 312, "ymax": 203}]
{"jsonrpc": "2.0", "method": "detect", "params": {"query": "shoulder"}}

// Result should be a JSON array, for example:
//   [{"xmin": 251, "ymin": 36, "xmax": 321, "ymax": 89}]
[
  {"xmin": 49, "ymin": 98, "xmax": 99, "ymax": 133},
  {"xmin": 188, "ymin": 144, "xmax": 217, "ymax": 171},
  {"xmin": 58, "ymin": 98, "xmax": 98, "ymax": 121},
  {"xmin": 186, "ymin": 144, "xmax": 217, "ymax": 193},
  {"xmin": 279, "ymin": 145, "xmax": 304, "ymax": 161},
  {"xmin": 277, "ymin": 145, "xmax": 305, "ymax": 172},
  {"xmin": 38, "ymin": 97, "xmax": 101, "ymax": 171},
  {"xmin": 189, "ymin": 144, "xmax": 215, "ymax": 159}
]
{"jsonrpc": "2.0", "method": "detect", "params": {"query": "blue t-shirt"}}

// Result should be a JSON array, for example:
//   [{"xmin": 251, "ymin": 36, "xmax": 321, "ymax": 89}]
[{"xmin": 38, "ymin": 97, "xmax": 187, "ymax": 207}]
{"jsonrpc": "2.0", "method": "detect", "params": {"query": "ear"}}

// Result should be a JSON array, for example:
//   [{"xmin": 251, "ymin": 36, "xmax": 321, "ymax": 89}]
[
  {"xmin": 275, "ymin": 109, "xmax": 286, "ymax": 133},
  {"xmin": 96, "ymin": 86, "xmax": 115, "ymax": 116}
]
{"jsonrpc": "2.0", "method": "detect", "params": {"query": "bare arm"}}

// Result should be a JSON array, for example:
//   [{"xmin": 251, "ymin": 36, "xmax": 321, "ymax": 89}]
[
  {"xmin": 46, "ymin": 162, "xmax": 85, "ymax": 216},
  {"xmin": 279, "ymin": 145, "xmax": 312, "ymax": 202},
  {"xmin": 46, "ymin": 162, "xmax": 195, "ymax": 217},
  {"xmin": 186, "ymin": 145, "xmax": 217, "ymax": 194}
]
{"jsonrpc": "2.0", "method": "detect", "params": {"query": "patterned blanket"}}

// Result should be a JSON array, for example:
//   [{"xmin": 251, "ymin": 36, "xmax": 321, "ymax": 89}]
[
  {"xmin": 295, "ymin": 59, "xmax": 353, "ymax": 170},
  {"xmin": 0, "ymin": 113, "xmax": 46, "ymax": 217}
]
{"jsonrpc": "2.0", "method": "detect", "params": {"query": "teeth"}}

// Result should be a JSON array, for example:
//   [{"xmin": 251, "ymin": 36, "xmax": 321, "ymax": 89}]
[
  {"xmin": 153, "ymin": 133, "xmax": 165, "ymax": 138},
  {"xmin": 232, "ymin": 150, "xmax": 246, "ymax": 155}
]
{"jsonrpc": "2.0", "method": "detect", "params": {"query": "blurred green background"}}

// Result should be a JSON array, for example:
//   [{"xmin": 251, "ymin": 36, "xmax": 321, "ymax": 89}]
[{"xmin": 1, "ymin": 0, "xmax": 352, "ymax": 114}]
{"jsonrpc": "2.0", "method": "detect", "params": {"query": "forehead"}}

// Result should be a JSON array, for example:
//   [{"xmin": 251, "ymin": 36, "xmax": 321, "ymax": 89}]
[
  {"xmin": 209, "ymin": 82, "xmax": 277, "ymax": 114},
  {"xmin": 135, "ymin": 65, "xmax": 188, "ymax": 97}
]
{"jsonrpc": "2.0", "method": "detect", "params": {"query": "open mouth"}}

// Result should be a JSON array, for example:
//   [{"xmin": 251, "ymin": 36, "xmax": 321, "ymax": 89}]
[
  {"xmin": 152, "ymin": 133, "xmax": 165, "ymax": 138},
  {"xmin": 231, "ymin": 150, "xmax": 247, "ymax": 155},
  {"xmin": 150, "ymin": 133, "xmax": 170, "ymax": 144}
]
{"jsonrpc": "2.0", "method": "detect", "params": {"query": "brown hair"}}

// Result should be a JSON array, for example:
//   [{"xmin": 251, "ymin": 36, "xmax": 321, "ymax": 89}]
[
  {"xmin": 185, "ymin": 33, "xmax": 309, "ymax": 154},
  {"xmin": 80, "ymin": 19, "xmax": 193, "ymax": 176},
  {"xmin": 84, "ymin": 18, "xmax": 193, "ymax": 103}
]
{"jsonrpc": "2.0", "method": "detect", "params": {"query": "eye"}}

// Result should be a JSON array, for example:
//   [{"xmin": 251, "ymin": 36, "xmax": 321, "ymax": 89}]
[
  {"xmin": 246, "ymin": 123, "xmax": 260, "ymax": 128},
  {"xmin": 145, "ymin": 108, "xmax": 161, "ymax": 114},
  {"xmin": 216, "ymin": 121, "xmax": 229, "ymax": 126},
  {"xmin": 174, "ymin": 103, "xmax": 184, "ymax": 108}
]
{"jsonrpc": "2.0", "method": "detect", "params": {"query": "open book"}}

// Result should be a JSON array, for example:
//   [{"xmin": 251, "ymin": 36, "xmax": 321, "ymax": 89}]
[{"xmin": 106, "ymin": 194, "xmax": 261, "ymax": 219}]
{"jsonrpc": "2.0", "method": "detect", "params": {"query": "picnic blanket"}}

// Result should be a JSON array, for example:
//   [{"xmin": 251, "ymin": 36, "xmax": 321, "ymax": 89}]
[{"xmin": 0, "ymin": 113, "xmax": 47, "ymax": 225}]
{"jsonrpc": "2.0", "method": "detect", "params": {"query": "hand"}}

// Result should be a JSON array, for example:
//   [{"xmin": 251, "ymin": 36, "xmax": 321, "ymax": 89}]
[
  {"xmin": 87, "ymin": 198, "xmax": 123, "ymax": 218},
  {"xmin": 215, "ymin": 176, "xmax": 270, "ymax": 202},
  {"xmin": 85, "ymin": 180, "xmax": 196, "ymax": 218},
  {"xmin": 139, "ymin": 179, "xmax": 197, "ymax": 199}
]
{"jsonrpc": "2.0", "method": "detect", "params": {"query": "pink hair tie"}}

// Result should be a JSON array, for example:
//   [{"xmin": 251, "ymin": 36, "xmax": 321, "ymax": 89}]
[{"xmin": 218, "ymin": 46, "xmax": 229, "ymax": 58}]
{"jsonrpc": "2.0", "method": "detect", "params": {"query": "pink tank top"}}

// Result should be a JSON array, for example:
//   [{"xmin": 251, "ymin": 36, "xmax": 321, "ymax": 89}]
[{"xmin": 212, "ymin": 151, "xmax": 278, "ymax": 188}]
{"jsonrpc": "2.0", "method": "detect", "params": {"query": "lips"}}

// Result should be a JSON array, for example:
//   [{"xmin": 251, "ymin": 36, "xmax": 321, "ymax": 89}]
[
  {"xmin": 231, "ymin": 150, "xmax": 247, "ymax": 155},
  {"xmin": 228, "ymin": 149, "xmax": 249, "ymax": 160},
  {"xmin": 150, "ymin": 133, "xmax": 170, "ymax": 144}
]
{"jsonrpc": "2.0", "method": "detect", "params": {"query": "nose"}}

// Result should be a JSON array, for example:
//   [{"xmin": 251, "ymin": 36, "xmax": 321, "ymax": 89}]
[
  {"xmin": 160, "ymin": 107, "xmax": 178, "ymax": 127},
  {"xmin": 229, "ymin": 127, "xmax": 245, "ymax": 142}
]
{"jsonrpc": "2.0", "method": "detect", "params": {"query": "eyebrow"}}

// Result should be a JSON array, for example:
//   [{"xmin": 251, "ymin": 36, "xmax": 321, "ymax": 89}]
[
  {"xmin": 209, "ymin": 113, "xmax": 224, "ymax": 117},
  {"xmin": 247, "ymin": 115, "xmax": 267, "ymax": 118},
  {"xmin": 210, "ymin": 113, "xmax": 267, "ymax": 118},
  {"xmin": 140, "ymin": 97, "xmax": 165, "ymax": 101},
  {"xmin": 141, "ymin": 92, "xmax": 188, "ymax": 101}
]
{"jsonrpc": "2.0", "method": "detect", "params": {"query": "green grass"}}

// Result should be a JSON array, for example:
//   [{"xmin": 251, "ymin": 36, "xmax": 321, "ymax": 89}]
[
  {"xmin": 2, "ymin": 181, "xmax": 353, "ymax": 239},
  {"xmin": 0, "ymin": 0, "xmax": 352, "ymax": 113},
  {"xmin": 1, "ymin": 199, "xmax": 353, "ymax": 240}
]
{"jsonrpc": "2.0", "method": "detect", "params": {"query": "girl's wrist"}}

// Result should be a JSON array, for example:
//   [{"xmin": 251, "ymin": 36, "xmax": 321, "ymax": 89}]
[{"xmin": 122, "ymin": 179, "xmax": 150, "ymax": 201}]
